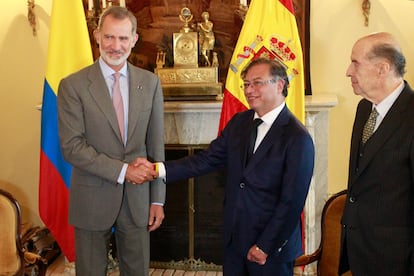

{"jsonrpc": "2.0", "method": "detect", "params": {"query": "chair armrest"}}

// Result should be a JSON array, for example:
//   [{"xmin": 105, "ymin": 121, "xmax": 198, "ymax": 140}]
[{"xmin": 294, "ymin": 247, "xmax": 322, "ymax": 266}]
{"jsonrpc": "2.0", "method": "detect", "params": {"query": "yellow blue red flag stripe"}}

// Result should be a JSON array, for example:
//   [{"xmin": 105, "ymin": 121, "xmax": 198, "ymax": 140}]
[{"xmin": 39, "ymin": 0, "xmax": 93, "ymax": 262}]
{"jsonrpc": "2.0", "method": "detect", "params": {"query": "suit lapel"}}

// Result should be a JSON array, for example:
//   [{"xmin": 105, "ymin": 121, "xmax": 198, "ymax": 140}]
[
  {"xmin": 127, "ymin": 65, "xmax": 147, "ymax": 143},
  {"xmin": 87, "ymin": 62, "xmax": 123, "ymax": 142},
  {"xmin": 348, "ymin": 100, "xmax": 371, "ymax": 184},
  {"xmin": 244, "ymin": 106, "xmax": 290, "ymax": 173},
  {"xmin": 241, "ymin": 111, "xmax": 255, "ymax": 169},
  {"xmin": 353, "ymin": 86, "xmax": 411, "ymax": 179}
]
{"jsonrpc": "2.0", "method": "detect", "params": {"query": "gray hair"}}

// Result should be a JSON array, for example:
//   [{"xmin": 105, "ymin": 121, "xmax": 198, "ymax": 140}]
[
  {"xmin": 368, "ymin": 43, "xmax": 406, "ymax": 77},
  {"xmin": 97, "ymin": 6, "xmax": 137, "ymax": 35}
]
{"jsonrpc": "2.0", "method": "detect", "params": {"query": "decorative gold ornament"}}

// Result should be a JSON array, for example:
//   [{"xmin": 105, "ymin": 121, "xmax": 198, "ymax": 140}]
[
  {"xmin": 197, "ymin": 12, "xmax": 215, "ymax": 66},
  {"xmin": 179, "ymin": 7, "xmax": 194, "ymax": 33},
  {"xmin": 27, "ymin": 0, "xmax": 36, "ymax": 36},
  {"xmin": 362, "ymin": 0, "xmax": 371, "ymax": 26},
  {"xmin": 155, "ymin": 7, "xmax": 223, "ymax": 100}
]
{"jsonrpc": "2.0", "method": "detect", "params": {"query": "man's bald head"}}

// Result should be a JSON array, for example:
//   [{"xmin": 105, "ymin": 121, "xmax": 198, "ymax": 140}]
[{"xmin": 355, "ymin": 32, "xmax": 406, "ymax": 77}]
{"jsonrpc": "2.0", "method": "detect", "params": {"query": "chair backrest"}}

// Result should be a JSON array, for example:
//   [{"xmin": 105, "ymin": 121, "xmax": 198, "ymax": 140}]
[
  {"xmin": 0, "ymin": 189, "xmax": 24, "ymax": 276},
  {"xmin": 318, "ymin": 190, "xmax": 347, "ymax": 275}
]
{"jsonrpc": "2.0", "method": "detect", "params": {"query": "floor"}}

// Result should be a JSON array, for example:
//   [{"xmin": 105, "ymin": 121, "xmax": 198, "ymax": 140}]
[
  {"xmin": 45, "ymin": 254, "xmax": 317, "ymax": 275},
  {"xmin": 45, "ymin": 254, "xmax": 223, "ymax": 276}
]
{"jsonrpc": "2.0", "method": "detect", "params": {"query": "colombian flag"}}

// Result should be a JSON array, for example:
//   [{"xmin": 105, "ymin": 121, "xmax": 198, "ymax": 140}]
[
  {"xmin": 39, "ymin": 0, "xmax": 93, "ymax": 262},
  {"xmin": 218, "ymin": 0, "xmax": 305, "ymax": 132}
]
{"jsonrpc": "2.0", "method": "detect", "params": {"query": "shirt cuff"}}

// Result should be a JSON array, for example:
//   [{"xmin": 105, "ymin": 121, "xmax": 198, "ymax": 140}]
[
  {"xmin": 117, "ymin": 163, "xmax": 128, "ymax": 184},
  {"xmin": 156, "ymin": 162, "xmax": 166, "ymax": 182}
]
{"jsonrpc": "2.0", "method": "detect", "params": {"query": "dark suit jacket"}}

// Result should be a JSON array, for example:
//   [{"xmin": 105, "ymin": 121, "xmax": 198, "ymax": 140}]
[
  {"xmin": 339, "ymin": 81, "xmax": 414, "ymax": 275},
  {"xmin": 58, "ymin": 61, "xmax": 165, "ymax": 231},
  {"xmin": 165, "ymin": 106, "xmax": 314, "ymax": 264}
]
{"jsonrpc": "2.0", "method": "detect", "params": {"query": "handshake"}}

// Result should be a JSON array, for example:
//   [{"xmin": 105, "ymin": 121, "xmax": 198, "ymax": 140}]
[{"xmin": 125, "ymin": 157, "xmax": 160, "ymax": 185}]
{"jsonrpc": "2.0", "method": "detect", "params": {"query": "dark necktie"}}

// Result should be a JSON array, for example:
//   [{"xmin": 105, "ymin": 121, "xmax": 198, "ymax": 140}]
[
  {"xmin": 362, "ymin": 108, "xmax": 378, "ymax": 144},
  {"xmin": 246, "ymin": 118, "xmax": 263, "ymax": 164}
]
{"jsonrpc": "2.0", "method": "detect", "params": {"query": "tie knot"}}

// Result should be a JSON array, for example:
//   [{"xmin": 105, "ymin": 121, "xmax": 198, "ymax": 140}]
[
  {"xmin": 114, "ymin": 72, "xmax": 120, "ymax": 80},
  {"xmin": 253, "ymin": 118, "xmax": 263, "ymax": 127},
  {"xmin": 371, "ymin": 107, "xmax": 379, "ymax": 118}
]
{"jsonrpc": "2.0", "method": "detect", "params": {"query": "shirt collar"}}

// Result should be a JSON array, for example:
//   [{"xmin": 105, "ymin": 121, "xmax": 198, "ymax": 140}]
[
  {"xmin": 374, "ymin": 81, "xmax": 404, "ymax": 117},
  {"xmin": 254, "ymin": 102, "xmax": 286, "ymax": 126},
  {"xmin": 98, "ymin": 57, "xmax": 128, "ymax": 78}
]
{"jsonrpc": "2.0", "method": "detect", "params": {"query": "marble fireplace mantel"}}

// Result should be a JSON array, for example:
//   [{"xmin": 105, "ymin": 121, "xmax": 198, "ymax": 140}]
[
  {"xmin": 163, "ymin": 94, "xmax": 338, "ymax": 275},
  {"xmin": 164, "ymin": 94, "xmax": 338, "ymax": 144}
]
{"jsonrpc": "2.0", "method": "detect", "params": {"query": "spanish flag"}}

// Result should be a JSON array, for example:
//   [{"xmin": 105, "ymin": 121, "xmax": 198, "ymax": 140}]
[
  {"xmin": 39, "ymin": 0, "xmax": 93, "ymax": 262},
  {"xmin": 218, "ymin": 0, "xmax": 305, "ymax": 132}
]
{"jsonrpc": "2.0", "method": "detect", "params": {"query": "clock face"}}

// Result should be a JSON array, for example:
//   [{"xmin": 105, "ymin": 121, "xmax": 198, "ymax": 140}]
[
  {"xmin": 176, "ymin": 37, "xmax": 195, "ymax": 54},
  {"xmin": 173, "ymin": 32, "xmax": 198, "ymax": 66}
]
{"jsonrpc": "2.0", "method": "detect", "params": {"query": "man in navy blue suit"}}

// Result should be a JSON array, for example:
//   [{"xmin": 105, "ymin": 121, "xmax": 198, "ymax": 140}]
[{"xmin": 149, "ymin": 58, "xmax": 315, "ymax": 275}]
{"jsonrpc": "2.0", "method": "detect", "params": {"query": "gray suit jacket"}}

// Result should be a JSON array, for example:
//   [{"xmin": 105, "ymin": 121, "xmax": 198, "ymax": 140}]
[{"xmin": 58, "ymin": 61, "xmax": 165, "ymax": 231}]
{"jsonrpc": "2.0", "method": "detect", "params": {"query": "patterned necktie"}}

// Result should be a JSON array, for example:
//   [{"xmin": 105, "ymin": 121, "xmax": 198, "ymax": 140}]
[
  {"xmin": 362, "ymin": 108, "xmax": 378, "ymax": 144},
  {"xmin": 246, "ymin": 118, "xmax": 263, "ymax": 164},
  {"xmin": 112, "ymin": 72, "xmax": 125, "ymax": 142}
]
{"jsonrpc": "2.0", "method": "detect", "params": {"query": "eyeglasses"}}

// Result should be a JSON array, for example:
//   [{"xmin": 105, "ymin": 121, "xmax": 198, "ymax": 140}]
[{"xmin": 242, "ymin": 79, "xmax": 276, "ymax": 89}]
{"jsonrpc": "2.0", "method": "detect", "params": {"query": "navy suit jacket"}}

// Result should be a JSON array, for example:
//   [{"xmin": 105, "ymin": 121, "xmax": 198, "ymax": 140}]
[{"xmin": 165, "ymin": 106, "xmax": 315, "ymax": 262}]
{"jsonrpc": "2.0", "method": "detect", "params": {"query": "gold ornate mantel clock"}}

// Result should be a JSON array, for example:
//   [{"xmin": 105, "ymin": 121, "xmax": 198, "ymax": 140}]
[{"xmin": 155, "ymin": 7, "xmax": 223, "ymax": 101}]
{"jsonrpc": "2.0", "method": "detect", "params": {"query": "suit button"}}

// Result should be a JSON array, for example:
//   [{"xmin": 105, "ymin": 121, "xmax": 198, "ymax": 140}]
[
  {"xmin": 240, "ymin": 183, "xmax": 245, "ymax": 189},
  {"xmin": 349, "ymin": 196, "xmax": 356, "ymax": 203}
]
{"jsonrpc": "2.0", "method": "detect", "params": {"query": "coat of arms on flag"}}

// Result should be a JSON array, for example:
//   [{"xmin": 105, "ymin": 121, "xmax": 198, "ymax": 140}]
[
  {"xmin": 229, "ymin": 34, "xmax": 301, "ymax": 87},
  {"xmin": 219, "ymin": 0, "xmax": 305, "ymax": 131}
]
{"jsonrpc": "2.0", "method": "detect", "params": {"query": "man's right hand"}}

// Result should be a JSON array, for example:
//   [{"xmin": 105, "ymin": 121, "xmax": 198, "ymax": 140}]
[{"xmin": 125, "ymin": 157, "xmax": 157, "ymax": 184}]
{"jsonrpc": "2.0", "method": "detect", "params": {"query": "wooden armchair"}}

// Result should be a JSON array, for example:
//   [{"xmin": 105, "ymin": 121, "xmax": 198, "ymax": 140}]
[
  {"xmin": 295, "ymin": 190, "xmax": 348, "ymax": 275},
  {"xmin": 0, "ymin": 188, "xmax": 47, "ymax": 276}
]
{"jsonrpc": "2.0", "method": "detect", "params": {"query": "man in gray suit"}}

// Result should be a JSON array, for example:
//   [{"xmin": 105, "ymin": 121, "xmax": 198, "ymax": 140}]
[
  {"xmin": 58, "ymin": 6, "xmax": 164, "ymax": 276},
  {"xmin": 339, "ymin": 32, "xmax": 414, "ymax": 275}
]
